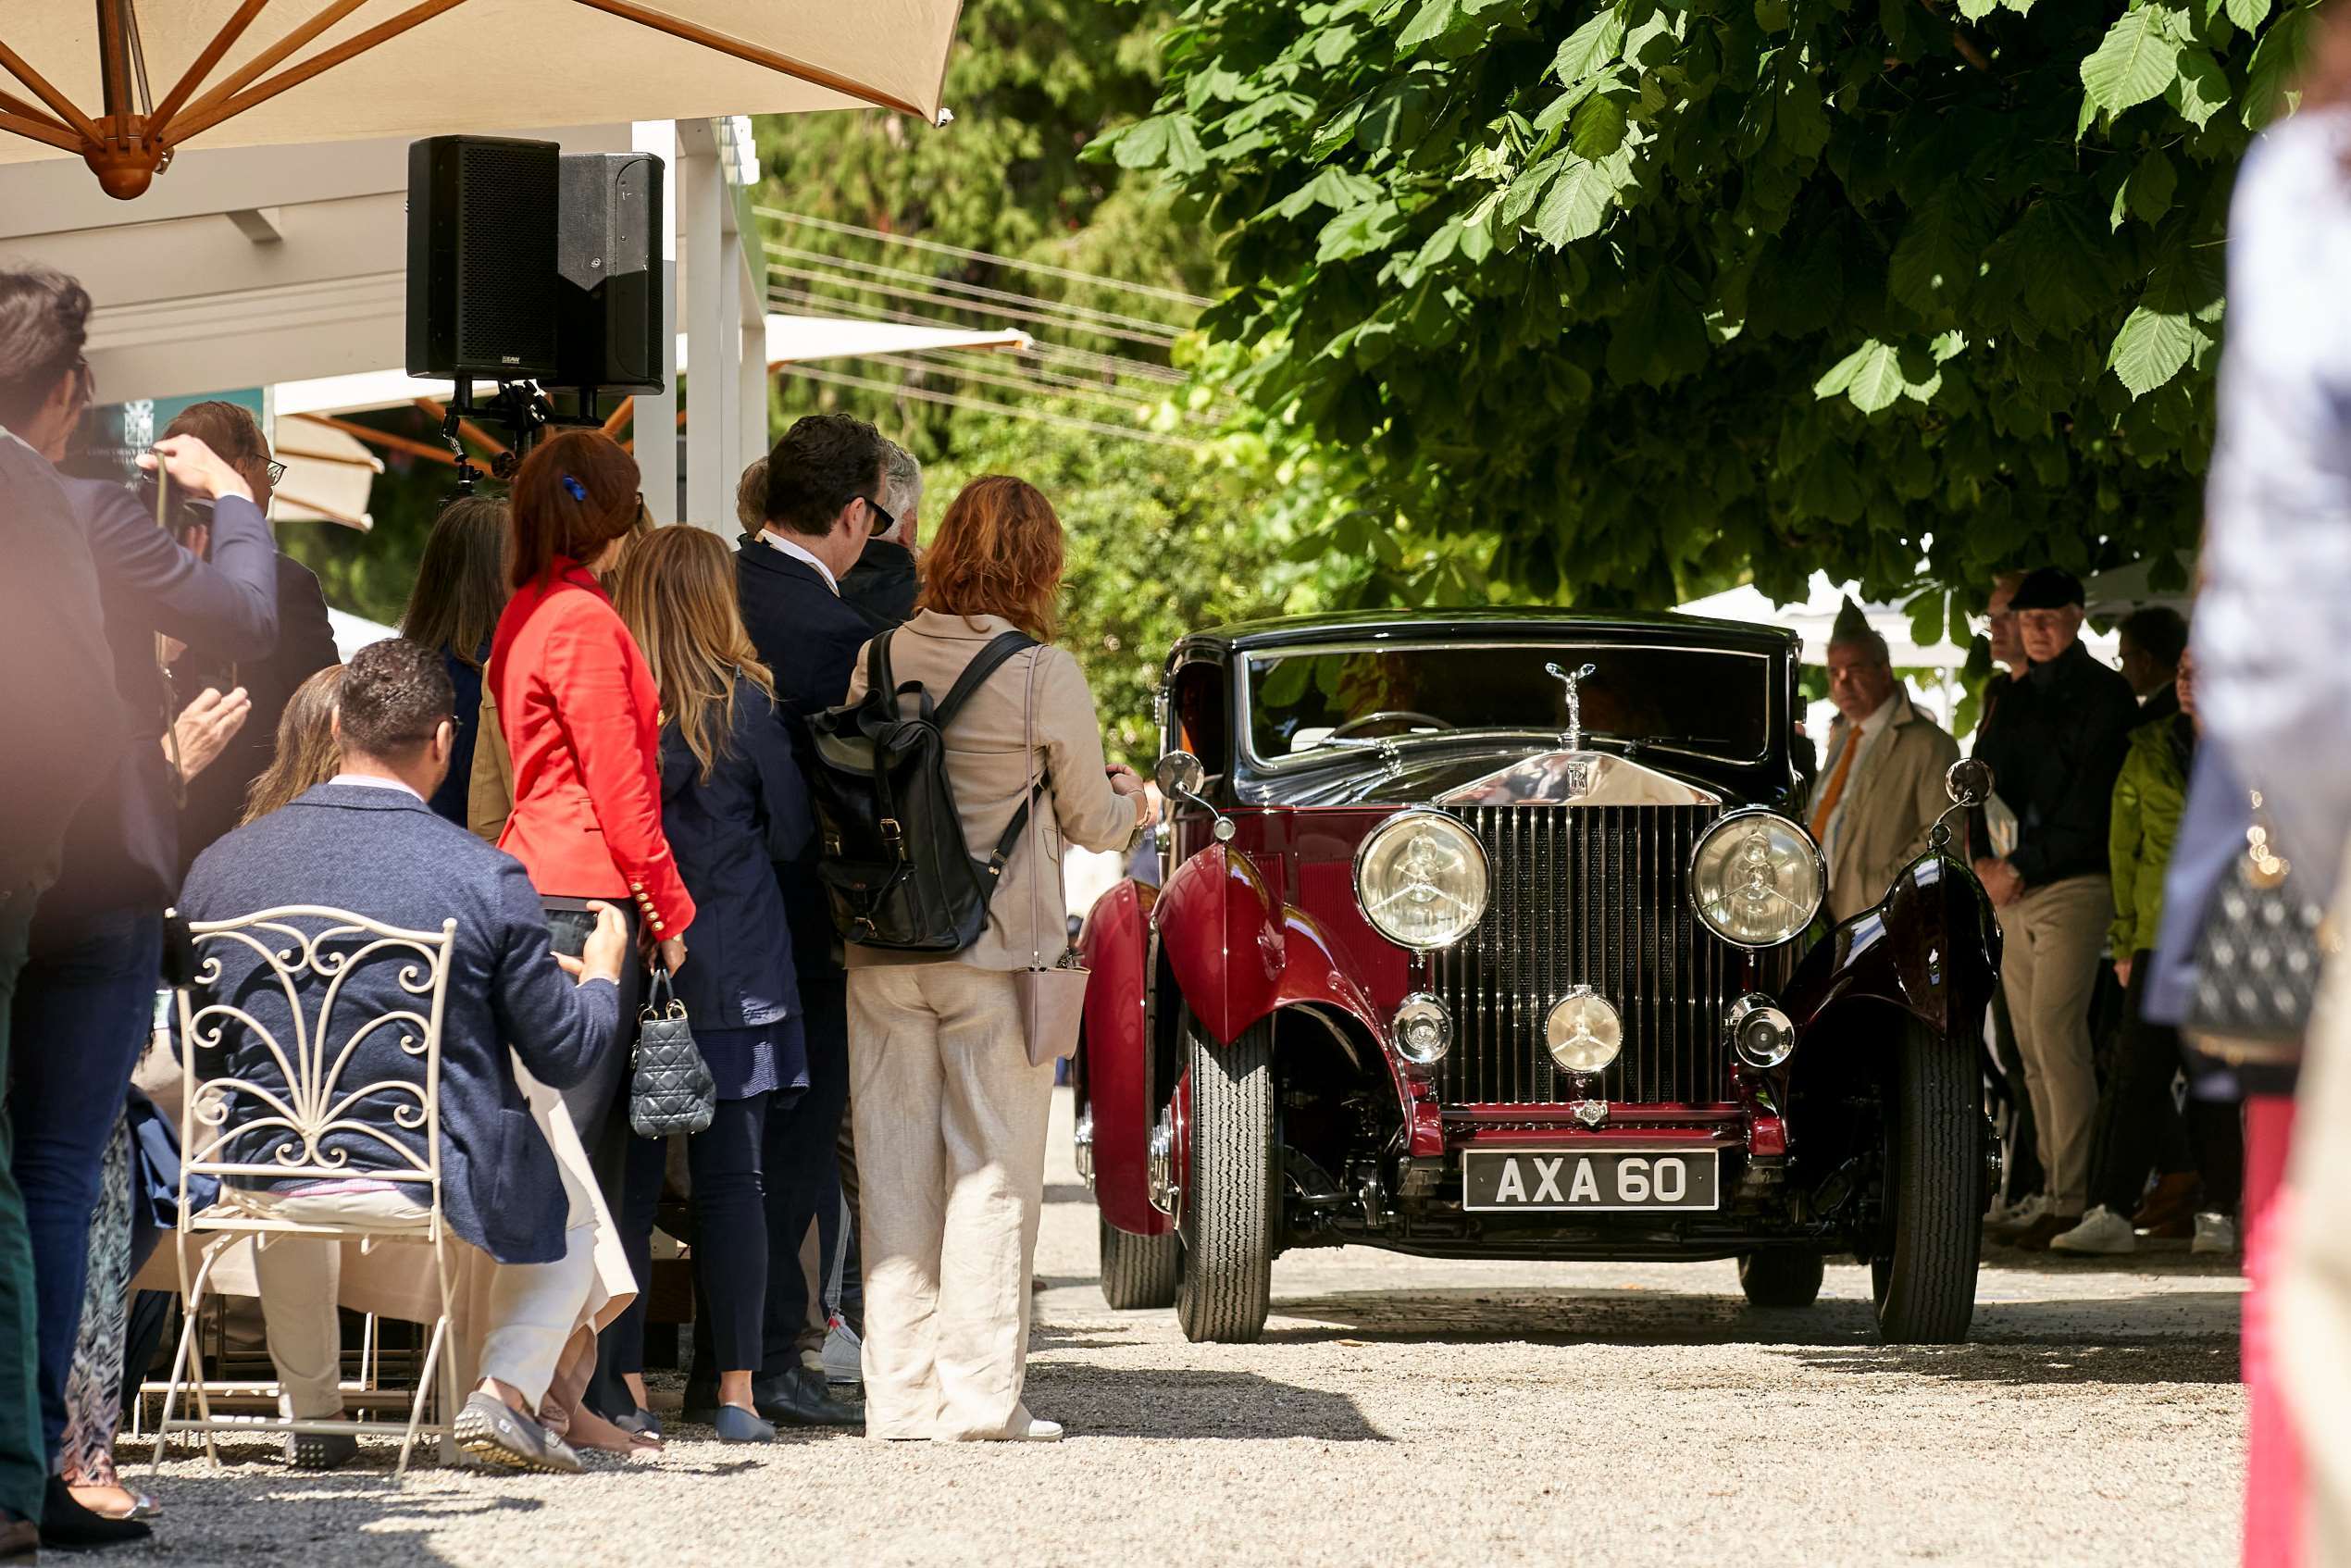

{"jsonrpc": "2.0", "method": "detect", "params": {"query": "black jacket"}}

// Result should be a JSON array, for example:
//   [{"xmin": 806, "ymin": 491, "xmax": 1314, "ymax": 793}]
[
  {"xmin": 39, "ymin": 477, "xmax": 279, "ymax": 931},
  {"xmin": 735, "ymin": 534, "xmax": 874, "ymax": 975},
  {"xmin": 840, "ymin": 537, "xmax": 919, "ymax": 632},
  {"xmin": 1975, "ymin": 640, "xmax": 2140, "ymax": 890},
  {"xmin": 172, "ymin": 552, "xmax": 341, "ymax": 875},
  {"xmin": 0, "ymin": 437, "xmax": 118, "ymax": 892},
  {"xmin": 656, "ymin": 676, "xmax": 814, "ymax": 1028}
]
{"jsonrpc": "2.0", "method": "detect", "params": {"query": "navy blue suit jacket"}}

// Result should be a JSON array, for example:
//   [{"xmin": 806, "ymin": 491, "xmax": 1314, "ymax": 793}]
[
  {"xmin": 735, "ymin": 535, "xmax": 871, "ymax": 976},
  {"xmin": 179, "ymin": 783, "xmax": 617, "ymax": 1264},
  {"xmin": 657, "ymin": 675, "xmax": 814, "ymax": 1028},
  {"xmin": 40, "ymin": 478, "xmax": 278, "ymax": 931},
  {"xmin": 0, "ymin": 436, "xmax": 118, "ymax": 891}
]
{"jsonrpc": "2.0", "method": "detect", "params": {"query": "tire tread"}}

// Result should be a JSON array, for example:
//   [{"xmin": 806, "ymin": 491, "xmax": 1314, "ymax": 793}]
[
  {"xmin": 1175, "ymin": 1015, "xmax": 1276, "ymax": 1344},
  {"xmin": 1873, "ymin": 1025, "xmax": 1984, "ymax": 1344}
]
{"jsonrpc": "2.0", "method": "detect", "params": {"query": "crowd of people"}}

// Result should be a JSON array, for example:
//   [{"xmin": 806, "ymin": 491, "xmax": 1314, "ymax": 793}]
[{"xmin": 0, "ymin": 258, "xmax": 1151, "ymax": 1552}]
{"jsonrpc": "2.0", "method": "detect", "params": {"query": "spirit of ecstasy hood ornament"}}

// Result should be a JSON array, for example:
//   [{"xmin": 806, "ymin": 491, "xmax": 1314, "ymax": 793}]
[{"xmin": 1546, "ymin": 662, "xmax": 1598, "ymax": 752}]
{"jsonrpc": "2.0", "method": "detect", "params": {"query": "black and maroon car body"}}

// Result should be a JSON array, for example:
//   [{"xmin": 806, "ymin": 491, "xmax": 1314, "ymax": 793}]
[{"xmin": 1074, "ymin": 609, "xmax": 2001, "ymax": 1346}]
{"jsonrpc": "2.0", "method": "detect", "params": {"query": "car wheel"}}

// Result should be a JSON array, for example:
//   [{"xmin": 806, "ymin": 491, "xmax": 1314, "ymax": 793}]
[
  {"xmin": 1098, "ymin": 1213, "xmax": 1178, "ymax": 1310},
  {"xmin": 1870, "ymin": 1022, "xmax": 1984, "ymax": 1344},
  {"xmin": 1735, "ymin": 1250, "xmax": 1824, "ymax": 1308},
  {"xmin": 1175, "ymin": 1011, "xmax": 1277, "ymax": 1344}
]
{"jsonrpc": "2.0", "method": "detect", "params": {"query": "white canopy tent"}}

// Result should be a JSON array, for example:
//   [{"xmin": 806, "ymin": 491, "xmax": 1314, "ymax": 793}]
[{"xmin": 0, "ymin": 2, "xmax": 964, "ymax": 197}]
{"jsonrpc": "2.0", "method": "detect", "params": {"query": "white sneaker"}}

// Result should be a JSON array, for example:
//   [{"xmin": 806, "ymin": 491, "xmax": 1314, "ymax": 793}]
[
  {"xmin": 821, "ymin": 1316, "xmax": 863, "ymax": 1386},
  {"xmin": 2193, "ymin": 1212, "xmax": 2239, "ymax": 1256},
  {"xmin": 1005, "ymin": 1416, "xmax": 1064, "ymax": 1442},
  {"xmin": 1989, "ymin": 1192, "xmax": 2047, "ymax": 1232},
  {"xmin": 2049, "ymin": 1205, "xmax": 2137, "ymax": 1254}
]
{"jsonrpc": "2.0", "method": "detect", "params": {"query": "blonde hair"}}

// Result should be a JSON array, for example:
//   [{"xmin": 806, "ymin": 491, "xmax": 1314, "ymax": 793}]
[
  {"xmin": 610, "ymin": 526, "xmax": 777, "ymax": 782},
  {"xmin": 240, "ymin": 666, "xmax": 345, "ymax": 825}
]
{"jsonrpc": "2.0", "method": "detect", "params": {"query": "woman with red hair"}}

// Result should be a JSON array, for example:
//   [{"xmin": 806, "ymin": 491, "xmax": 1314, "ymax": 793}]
[
  {"xmin": 841, "ymin": 475, "xmax": 1151, "ymax": 1443},
  {"xmin": 487, "ymin": 429, "xmax": 691, "ymax": 1442}
]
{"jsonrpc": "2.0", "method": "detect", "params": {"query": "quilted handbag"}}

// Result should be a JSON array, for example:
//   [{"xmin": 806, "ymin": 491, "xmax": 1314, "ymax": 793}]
[
  {"xmin": 629, "ymin": 966, "xmax": 716, "ymax": 1139},
  {"xmin": 2183, "ymin": 789, "xmax": 2334, "ymax": 1070}
]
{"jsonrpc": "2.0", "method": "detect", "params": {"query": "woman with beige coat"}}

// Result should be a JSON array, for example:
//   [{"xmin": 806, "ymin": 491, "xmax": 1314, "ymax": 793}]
[{"xmin": 841, "ymin": 475, "xmax": 1151, "ymax": 1443}]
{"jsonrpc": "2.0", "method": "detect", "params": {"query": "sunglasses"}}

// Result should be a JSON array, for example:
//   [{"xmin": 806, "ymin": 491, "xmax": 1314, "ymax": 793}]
[
  {"xmin": 264, "ymin": 459, "xmax": 288, "ymax": 487},
  {"xmin": 864, "ymin": 493, "xmax": 895, "ymax": 537}
]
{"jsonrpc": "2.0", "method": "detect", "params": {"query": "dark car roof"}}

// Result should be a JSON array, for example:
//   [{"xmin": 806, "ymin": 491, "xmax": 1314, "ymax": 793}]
[{"xmin": 1182, "ymin": 607, "xmax": 1801, "ymax": 659}]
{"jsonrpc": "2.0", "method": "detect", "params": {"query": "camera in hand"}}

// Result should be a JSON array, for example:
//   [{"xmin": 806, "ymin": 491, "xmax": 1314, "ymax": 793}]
[{"xmin": 138, "ymin": 474, "xmax": 215, "ymax": 551}]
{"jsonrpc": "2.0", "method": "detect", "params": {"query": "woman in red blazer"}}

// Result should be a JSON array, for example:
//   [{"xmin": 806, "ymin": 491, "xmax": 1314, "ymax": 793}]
[{"xmin": 487, "ymin": 430, "xmax": 692, "ymax": 1441}]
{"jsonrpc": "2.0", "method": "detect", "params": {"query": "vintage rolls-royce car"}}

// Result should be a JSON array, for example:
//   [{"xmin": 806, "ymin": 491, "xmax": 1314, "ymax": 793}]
[{"xmin": 1073, "ymin": 610, "xmax": 2002, "ymax": 1346}]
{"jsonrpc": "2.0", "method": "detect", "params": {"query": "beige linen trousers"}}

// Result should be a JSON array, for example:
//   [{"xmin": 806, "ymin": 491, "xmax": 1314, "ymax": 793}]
[{"xmin": 1993, "ymin": 872, "xmax": 2112, "ymax": 1216}]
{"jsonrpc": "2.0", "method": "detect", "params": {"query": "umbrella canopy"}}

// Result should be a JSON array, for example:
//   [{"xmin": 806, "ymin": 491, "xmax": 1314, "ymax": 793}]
[
  {"xmin": 271, "ymin": 415, "xmax": 382, "ymax": 530},
  {"xmin": 0, "ymin": 0, "xmax": 964, "ymax": 198}
]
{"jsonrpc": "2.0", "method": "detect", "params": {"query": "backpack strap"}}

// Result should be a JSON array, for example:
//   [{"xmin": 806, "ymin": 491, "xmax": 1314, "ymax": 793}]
[
  {"xmin": 865, "ymin": 630, "xmax": 896, "ymax": 708},
  {"xmin": 982, "ymin": 769, "xmax": 1050, "ymax": 886},
  {"xmin": 934, "ymin": 631, "xmax": 1038, "ymax": 730}
]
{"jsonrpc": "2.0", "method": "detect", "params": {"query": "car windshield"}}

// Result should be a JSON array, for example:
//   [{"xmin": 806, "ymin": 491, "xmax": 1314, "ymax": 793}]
[{"xmin": 1243, "ymin": 642, "xmax": 1773, "ymax": 766}]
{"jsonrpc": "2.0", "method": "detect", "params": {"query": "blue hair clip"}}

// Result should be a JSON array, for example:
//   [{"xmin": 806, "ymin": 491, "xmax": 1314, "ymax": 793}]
[{"xmin": 561, "ymin": 474, "xmax": 587, "ymax": 502}]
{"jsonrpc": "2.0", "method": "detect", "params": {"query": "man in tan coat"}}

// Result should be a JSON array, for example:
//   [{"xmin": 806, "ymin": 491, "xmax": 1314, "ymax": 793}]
[{"xmin": 1809, "ymin": 605, "xmax": 1961, "ymax": 921}]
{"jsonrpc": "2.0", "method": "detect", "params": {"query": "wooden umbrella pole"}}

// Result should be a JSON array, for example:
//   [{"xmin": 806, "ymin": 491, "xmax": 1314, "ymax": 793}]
[
  {"xmin": 0, "ymin": 38, "xmax": 102, "ymax": 142},
  {"xmin": 570, "ymin": 0, "xmax": 928, "ymax": 118},
  {"xmin": 0, "ymin": 109, "xmax": 81, "ymax": 153},
  {"xmin": 167, "ymin": 0, "xmax": 471, "ymax": 147},
  {"xmin": 288, "ymin": 413, "xmax": 472, "ymax": 469},
  {"xmin": 167, "ymin": 0, "xmax": 372, "ymax": 137},
  {"xmin": 411, "ymin": 397, "xmax": 508, "ymax": 455},
  {"xmin": 146, "ymin": 0, "xmax": 273, "ymax": 139}
]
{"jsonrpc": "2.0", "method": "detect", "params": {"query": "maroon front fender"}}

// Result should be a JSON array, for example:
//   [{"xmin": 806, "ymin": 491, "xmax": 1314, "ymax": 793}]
[
  {"xmin": 1076, "ymin": 882, "xmax": 1166, "ymax": 1237},
  {"xmin": 1153, "ymin": 842, "xmax": 1285, "ymax": 1046}
]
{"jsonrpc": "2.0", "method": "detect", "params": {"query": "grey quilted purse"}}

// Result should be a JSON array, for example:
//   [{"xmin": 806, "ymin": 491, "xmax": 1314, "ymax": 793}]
[
  {"xmin": 629, "ymin": 966, "xmax": 715, "ymax": 1139},
  {"xmin": 2183, "ymin": 790, "xmax": 2332, "ymax": 1068}
]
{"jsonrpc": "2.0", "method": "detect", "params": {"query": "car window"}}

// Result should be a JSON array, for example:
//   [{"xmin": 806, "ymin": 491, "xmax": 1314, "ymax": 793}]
[{"xmin": 1243, "ymin": 643, "xmax": 1773, "ymax": 767}]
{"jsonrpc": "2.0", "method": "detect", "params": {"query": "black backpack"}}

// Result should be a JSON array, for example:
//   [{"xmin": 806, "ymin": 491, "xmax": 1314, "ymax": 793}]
[{"xmin": 805, "ymin": 628, "xmax": 1041, "ymax": 952}]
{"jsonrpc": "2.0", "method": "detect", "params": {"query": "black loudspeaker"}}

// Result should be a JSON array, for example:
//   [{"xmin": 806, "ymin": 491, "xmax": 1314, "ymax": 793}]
[
  {"xmin": 404, "ymin": 135, "xmax": 561, "ymax": 380},
  {"xmin": 554, "ymin": 152, "xmax": 666, "ymax": 395}
]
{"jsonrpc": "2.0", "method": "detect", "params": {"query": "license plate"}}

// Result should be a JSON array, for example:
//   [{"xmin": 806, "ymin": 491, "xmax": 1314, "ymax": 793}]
[{"xmin": 1461, "ymin": 1149, "xmax": 1720, "ymax": 1212}]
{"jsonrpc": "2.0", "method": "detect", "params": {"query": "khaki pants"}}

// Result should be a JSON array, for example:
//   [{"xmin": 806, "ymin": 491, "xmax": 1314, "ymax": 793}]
[
  {"xmin": 2276, "ymin": 837, "xmax": 2351, "ymax": 1562},
  {"xmin": 848, "ymin": 964, "xmax": 1055, "ymax": 1441},
  {"xmin": 237, "ymin": 1166, "xmax": 596, "ymax": 1419},
  {"xmin": 1995, "ymin": 874, "xmax": 2110, "ymax": 1215}
]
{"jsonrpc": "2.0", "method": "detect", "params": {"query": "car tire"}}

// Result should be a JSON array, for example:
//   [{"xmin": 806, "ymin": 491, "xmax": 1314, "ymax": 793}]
[
  {"xmin": 1870, "ymin": 1023, "xmax": 1984, "ymax": 1344},
  {"xmin": 1735, "ymin": 1250, "xmax": 1824, "ymax": 1308},
  {"xmin": 1175, "ymin": 1012, "xmax": 1277, "ymax": 1344},
  {"xmin": 1098, "ymin": 1214, "xmax": 1178, "ymax": 1310}
]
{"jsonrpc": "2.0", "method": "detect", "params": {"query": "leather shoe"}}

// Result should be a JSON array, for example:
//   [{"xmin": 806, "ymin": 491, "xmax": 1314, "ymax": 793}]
[
  {"xmin": 2009, "ymin": 1211, "xmax": 2079, "ymax": 1252},
  {"xmin": 753, "ymin": 1366, "xmax": 861, "ymax": 1427},
  {"xmin": 43, "ymin": 1475, "xmax": 151, "ymax": 1548}
]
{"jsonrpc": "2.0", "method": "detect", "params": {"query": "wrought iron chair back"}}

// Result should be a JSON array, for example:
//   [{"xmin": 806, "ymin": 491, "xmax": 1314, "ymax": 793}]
[{"xmin": 153, "ymin": 904, "xmax": 462, "ymax": 1476}]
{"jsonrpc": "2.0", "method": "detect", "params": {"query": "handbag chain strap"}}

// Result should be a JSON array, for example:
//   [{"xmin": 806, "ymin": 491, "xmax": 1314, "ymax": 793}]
[{"xmin": 2245, "ymin": 788, "xmax": 2290, "ymax": 890}]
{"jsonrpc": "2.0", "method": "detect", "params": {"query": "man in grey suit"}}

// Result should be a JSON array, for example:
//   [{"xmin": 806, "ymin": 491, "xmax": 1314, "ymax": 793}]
[{"xmin": 179, "ymin": 639, "xmax": 628, "ymax": 1474}]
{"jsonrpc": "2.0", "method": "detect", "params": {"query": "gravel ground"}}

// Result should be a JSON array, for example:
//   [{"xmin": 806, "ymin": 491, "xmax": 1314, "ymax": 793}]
[{"xmin": 125, "ymin": 1090, "xmax": 2245, "ymax": 1567}]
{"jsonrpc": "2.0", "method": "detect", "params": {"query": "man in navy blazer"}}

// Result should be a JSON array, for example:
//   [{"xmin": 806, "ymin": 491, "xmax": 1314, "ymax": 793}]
[
  {"xmin": 180, "ymin": 639, "xmax": 628, "ymax": 1473},
  {"xmin": 731, "ymin": 415, "xmax": 887, "ymax": 1426}
]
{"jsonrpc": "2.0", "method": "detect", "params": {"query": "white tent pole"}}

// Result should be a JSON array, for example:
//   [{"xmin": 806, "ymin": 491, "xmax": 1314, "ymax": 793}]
[
  {"xmin": 682, "ymin": 118, "xmax": 730, "ymax": 530},
  {"xmin": 634, "ymin": 119, "xmax": 679, "ymax": 524}
]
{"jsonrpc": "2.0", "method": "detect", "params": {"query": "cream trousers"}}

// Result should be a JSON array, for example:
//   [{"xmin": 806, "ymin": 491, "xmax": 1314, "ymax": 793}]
[
  {"xmin": 1995, "ymin": 873, "xmax": 2111, "ymax": 1214},
  {"xmin": 234, "ymin": 1159, "xmax": 596, "ymax": 1420},
  {"xmin": 848, "ymin": 964, "xmax": 1056, "ymax": 1441}
]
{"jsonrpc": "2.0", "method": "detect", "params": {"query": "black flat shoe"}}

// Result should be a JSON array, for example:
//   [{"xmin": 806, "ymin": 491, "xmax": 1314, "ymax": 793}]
[
  {"xmin": 612, "ymin": 1407, "xmax": 663, "ymax": 1443},
  {"xmin": 43, "ymin": 1476, "xmax": 151, "ymax": 1548},
  {"xmin": 753, "ymin": 1367, "xmax": 860, "ymax": 1428}
]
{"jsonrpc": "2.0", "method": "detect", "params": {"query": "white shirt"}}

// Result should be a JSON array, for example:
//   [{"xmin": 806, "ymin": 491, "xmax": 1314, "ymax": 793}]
[
  {"xmin": 328, "ymin": 772, "xmax": 423, "ymax": 802},
  {"xmin": 1810, "ymin": 691, "xmax": 1899, "ymax": 865},
  {"xmin": 761, "ymin": 529, "xmax": 840, "ymax": 595}
]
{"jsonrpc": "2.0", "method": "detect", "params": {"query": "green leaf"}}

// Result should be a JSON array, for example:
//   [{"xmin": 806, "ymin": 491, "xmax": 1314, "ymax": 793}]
[
  {"xmin": 1497, "ymin": 149, "xmax": 1568, "ymax": 228},
  {"xmin": 2170, "ymin": 45, "xmax": 2230, "ymax": 129},
  {"xmin": 1306, "ymin": 98, "xmax": 1368, "ymax": 161},
  {"xmin": 1550, "ymin": 9, "xmax": 1626, "ymax": 82},
  {"xmin": 1569, "ymin": 93, "xmax": 1628, "ymax": 159},
  {"xmin": 2080, "ymin": 7, "xmax": 2183, "ymax": 115},
  {"xmin": 1271, "ymin": 166, "xmax": 1385, "ymax": 218},
  {"xmin": 1754, "ymin": 0, "xmax": 1792, "ymax": 30},
  {"xmin": 2107, "ymin": 305, "xmax": 2196, "ymax": 397},
  {"xmin": 1530, "ymin": 152, "xmax": 1626, "ymax": 246},
  {"xmin": 2123, "ymin": 147, "xmax": 2177, "ymax": 227},
  {"xmin": 1315, "ymin": 199, "xmax": 1407, "ymax": 262},
  {"xmin": 1109, "ymin": 113, "xmax": 1208, "ymax": 174},
  {"xmin": 1957, "ymin": 0, "xmax": 1998, "ymax": 19},
  {"xmin": 1832, "ymin": 339, "xmax": 1906, "ymax": 413},
  {"xmin": 1889, "ymin": 191, "xmax": 1984, "ymax": 317},
  {"xmin": 1398, "ymin": 0, "xmax": 1461, "ymax": 50},
  {"xmin": 1774, "ymin": 68, "xmax": 1830, "ymax": 160},
  {"xmin": 2245, "ymin": 6, "xmax": 2314, "ymax": 128},
  {"xmin": 2225, "ymin": 0, "xmax": 2269, "ymax": 29}
]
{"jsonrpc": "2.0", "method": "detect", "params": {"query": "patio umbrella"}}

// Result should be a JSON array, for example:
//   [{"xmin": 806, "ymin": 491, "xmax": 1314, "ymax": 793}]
[{"xmin": 0, "ymin": 0, "xmax": 964, "ymax": 198}]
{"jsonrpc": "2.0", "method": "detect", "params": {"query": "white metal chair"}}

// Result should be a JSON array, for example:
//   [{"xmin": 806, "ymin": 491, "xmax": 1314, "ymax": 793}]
[{"xmin": 151, "ymin": 905, "xmax": 461, "ymax": 1476}]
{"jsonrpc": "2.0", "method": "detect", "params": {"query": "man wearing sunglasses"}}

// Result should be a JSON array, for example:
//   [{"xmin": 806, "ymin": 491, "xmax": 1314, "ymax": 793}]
[
  {"xmin": 157, "ymin": 401, "xmax": 342, "ymax": 878},
  {"xmin": 841, "ymin": 439, "xmax": 924, "ymax": 634}
]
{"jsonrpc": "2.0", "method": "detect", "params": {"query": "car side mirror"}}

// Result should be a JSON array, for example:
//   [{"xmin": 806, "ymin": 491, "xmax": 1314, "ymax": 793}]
[
  {"xmin": 1154, "ymin": 750, "xmax": 1236, "ymax": 843},
  {"xmin": 1945, "ymin": 758, "xmax": 1993, "ymax": 808},
  {"xmin": 1156, "ymin": 751, "xmax": 1207, "ymax": 801}
]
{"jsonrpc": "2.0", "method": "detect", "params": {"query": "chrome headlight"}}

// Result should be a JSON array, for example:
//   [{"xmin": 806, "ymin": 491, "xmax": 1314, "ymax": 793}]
[
  {"xmin": 1547, "ymin": 988, "xmax": 1623, "ymax": 1074},
  {"xmin": 1690, "ymin": 809, "xmax": 1824, "ymax": 948},
  {"xmin": 1353, "ymin": 810, "xmax": 1489, "ymax": 951},
  {"xmin": 1391, "ymin": 994, "xmax": 1452, "ymax": 1064}
]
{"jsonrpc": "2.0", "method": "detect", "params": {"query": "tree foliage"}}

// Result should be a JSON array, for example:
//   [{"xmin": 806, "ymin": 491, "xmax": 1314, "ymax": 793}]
[{"xmin": 1094, "ymin": 0, "xmax": 2328, "ymax": 619}]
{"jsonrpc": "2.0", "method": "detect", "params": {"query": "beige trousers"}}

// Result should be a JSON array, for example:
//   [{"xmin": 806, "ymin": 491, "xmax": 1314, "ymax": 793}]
[
  {"xmin": 2275, "ymin": 836, "xmax": 2351, "ymax": 1561},
  {"xmin": 1994, "ymin": 873, "xmax": 2111, "ymax": 1215},
  {"xmin": 848, "ymin": 964, "xmax": 1055, "ymax": 1441},
  {"xmin": 237, "ymin": 1160, "xmax": 596, "ymax": 1419}
]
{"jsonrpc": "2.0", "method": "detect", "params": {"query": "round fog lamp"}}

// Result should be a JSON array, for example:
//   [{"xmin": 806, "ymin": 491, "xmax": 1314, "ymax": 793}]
[
  {"xmin": 1391, "ymin": 994, "xmax": 1452, "ymax": 1064},
  {"xmin": 1728, "ymin": 994, "xmax": 1796, "ymax": 1069},
  {"xmin": 1546, "ymin": 989, "xmax": 1623, "ymax": 1074}
]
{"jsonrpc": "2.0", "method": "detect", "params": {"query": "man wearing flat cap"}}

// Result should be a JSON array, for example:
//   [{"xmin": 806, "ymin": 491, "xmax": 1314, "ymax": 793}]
[
  {"xmin": 1809, "ymin": 600, "xmax": 1960, "ymax": 921},
  {"xmin": 1972, "ymin": 566, "xmax": 2140, "ymax": 1250}
]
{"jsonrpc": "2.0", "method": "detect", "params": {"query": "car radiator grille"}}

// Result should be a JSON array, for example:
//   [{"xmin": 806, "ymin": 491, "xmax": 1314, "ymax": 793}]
[{"xmin": 1427, "ymin": 804, "xmax": 1793, "ymax": 1108}]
